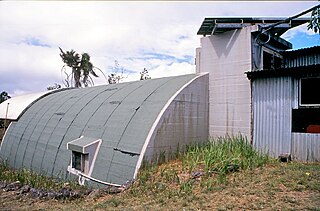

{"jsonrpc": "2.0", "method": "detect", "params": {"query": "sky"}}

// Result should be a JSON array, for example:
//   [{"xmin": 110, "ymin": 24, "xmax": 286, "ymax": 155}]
[{"xmin": 0, "ymin": 1, "xmax": 319, "ymax": 97}]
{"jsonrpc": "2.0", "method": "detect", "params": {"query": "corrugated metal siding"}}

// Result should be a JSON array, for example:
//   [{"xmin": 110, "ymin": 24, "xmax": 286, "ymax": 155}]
[
  {"xmin": 284, "ymin": 46, "xmax": 320, "ymax": 68},
  {"xmin": 285, "ymin": 54, "xmax": 320, "ymax": 68},
  {"xmin": 252, "ymin": 77, "xmax": 292, "ymax": 157},
  {"xmin": 292, "ymin": 133, "xmax": 320, "ymax": 162},
  {"xmin": 291, "ymin": 78, "xmax": 299, "ymax": 109}
]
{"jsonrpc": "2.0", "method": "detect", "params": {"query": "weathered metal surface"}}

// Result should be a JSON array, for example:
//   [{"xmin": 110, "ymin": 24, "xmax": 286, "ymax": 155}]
[
  {"xmin": 252, "ymin": 75, "xmax": 320, "ymax": 162},
  {"xmin": 143, "ymin": 73, "xmax": 209, "ymax": 163},
  {"xmin": 284, "ymin": 46, "xmax": 320, "ymax": 68},
  {"xmin": 292, "ymin": 133, "xmax": 320, "ymax": 162},
  {"xmin": 252, "ymin": 77, "xmax": 292, "ymax": 157},
  {"xmin": 0, "ymin": 73, "xmax": 209, "ymax": 187}
]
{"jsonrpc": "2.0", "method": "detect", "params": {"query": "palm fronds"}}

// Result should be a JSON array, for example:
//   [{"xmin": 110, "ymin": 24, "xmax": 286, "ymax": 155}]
[{"xmin": 59, "ymin": 47, "xmax": 105, "ymax": 88}]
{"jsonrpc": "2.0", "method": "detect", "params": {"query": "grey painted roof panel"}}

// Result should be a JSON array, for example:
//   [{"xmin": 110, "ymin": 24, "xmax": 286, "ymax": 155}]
[
  {"xmin": 0, "ymin": 122, "xmax": 16, "ymax": 160},
  {"xmin": 0, "ymin": 74, "xmax": 201, "ymax": 186}
]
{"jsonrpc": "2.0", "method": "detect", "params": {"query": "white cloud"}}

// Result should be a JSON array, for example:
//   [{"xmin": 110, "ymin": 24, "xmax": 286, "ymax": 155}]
[
  {"xmin": 0, "ymin": 1, "xmax": 318, "ymax": 96},
  {"xmin": 151, "ymin": 62, "xmax": 196, "ymax": 79},
  {"xmin": 281, "ymin": 23, "xmax": 317, "ymax": 41}
]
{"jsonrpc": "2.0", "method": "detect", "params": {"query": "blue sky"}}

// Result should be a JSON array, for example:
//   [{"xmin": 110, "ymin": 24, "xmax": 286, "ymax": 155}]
[
  {"xmin": 0, "ymin": 1, "xmax": 319, "ymax": 96},
  {"xmin": 288, "ymin": 32, "xmax": 320, "ymax": 49}
]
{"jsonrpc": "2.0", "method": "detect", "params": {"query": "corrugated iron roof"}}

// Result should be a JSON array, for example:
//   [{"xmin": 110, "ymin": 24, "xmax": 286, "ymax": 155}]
[
  {"xmin": 197, "ymin": 17, "xmax": 309, "ymax": 36},
  {"xmin": 246, "ymin": 46, "xmax": 320, "ymax": 80},
  {"xmin": 284, "ymin": 46, "xmax": 320, "ymax": 55},
  {"xmin": 246, "ymin": 64, "xmax": 320, "ymax": 80}
]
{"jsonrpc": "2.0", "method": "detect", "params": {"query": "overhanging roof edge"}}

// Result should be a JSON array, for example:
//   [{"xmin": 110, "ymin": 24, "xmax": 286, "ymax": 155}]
[
  {"xmin": 197, "ymin": 17, "xmax": 309, "ymax": 36},
  {"xmin": 246, "ymin": 64, "xmax": 320, "ymax": 80}
]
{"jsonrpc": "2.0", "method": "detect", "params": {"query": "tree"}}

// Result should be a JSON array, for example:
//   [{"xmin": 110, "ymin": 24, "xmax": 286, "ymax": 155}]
[
  {"xmin": 47, "ymin": 83, "xmax": 62, "ymax": 91},
  {"xmin": 107, "ymin": 60, "xmax": 128, "ymax": 84},
  {"xmin": 308, "ymin": 5, "xmax": 320, "ymax": 34},
  {"xmin": 140, "ymin": 68, "xmax": 151, "ymax": 80},
  {"xmin": 0, "ymin": 91, "xmax": 10, "ymax": 104},
  {"xmin": 0, "ymin": 91, "xmax": 11, "ymax": 128},
  {"xmin": 59, "ymin": 47, "xmax": 106, "ymax": 88}
]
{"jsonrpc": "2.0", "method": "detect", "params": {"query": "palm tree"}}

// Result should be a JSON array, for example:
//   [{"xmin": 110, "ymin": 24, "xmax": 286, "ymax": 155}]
[
  {"xmin": 80, "ymin": 53, "xmax": 99, "ymax": 87},
  {"xmin": 59, "ymin": 47, "xmax": 105, "ymax": 88}
]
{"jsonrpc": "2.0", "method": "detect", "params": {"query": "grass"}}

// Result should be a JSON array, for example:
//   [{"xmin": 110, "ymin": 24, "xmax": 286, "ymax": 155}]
[
  {"xmin": 182, "ymin": 135, "xmax": 269, "ymax": 176},
  {"xmin": 128, "ymin": 135, "xmax": 271, "ymax": 198},
  {"xmin": 0, "ymin": 161, "xmax": 80, "ymax": 191},
  {"xmin": 1, "ymin": 135, "xmax": 320, "ymax": 210}
]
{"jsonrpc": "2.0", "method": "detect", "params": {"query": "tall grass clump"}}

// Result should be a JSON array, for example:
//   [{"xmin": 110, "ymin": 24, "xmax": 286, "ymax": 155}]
[{"xmin": 182, "ymin": 135, "xmax": 270, "ymax": 176}]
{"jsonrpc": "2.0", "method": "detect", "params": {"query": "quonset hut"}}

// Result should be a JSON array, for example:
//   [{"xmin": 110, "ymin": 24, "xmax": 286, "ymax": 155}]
[{"xmin": 0, "ymin": 73, "xmax": 209, "ymax": 187}]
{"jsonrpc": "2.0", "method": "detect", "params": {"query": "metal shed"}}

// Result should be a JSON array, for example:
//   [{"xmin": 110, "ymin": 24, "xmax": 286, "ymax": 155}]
[
  {"xmin": 247, "ymin": 46, "xmax": 320, "ymax": 162},
  {"xmin": 0, "ymin": 73, "xmax": 209, "ymax": 187}
]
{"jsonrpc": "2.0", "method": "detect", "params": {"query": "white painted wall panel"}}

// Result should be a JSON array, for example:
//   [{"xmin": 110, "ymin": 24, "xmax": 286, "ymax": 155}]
[{"xmin": 197, "ymin": 28, "xmax": 252, "ymax": 138}]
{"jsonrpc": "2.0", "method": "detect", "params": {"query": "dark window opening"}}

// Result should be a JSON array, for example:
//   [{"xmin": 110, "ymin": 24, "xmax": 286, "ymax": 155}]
[
  {"xmin": 274, "ymin": 56, "xmax": 282, "ymax": 70},
  {"xmin": 263, "ymin": 51, "xmax": 283, "ymax": 70},
  {"xmin": 72, "ymin": 151, "xmax": 85, "ymax": 172},
  {"xmin": 292, "ymin": 108, "xmax": 320, "ymax": 133},
  {"xmin": 300, "ymin": 78, "xmax": 320, "ymax": 106},
  {"xmin": 67, "ymin": 137, "xmax": 102, "ymax": 177},
  {"xmin": 263, "ymin": 51, "xmax": 272, "ymax": 69}
]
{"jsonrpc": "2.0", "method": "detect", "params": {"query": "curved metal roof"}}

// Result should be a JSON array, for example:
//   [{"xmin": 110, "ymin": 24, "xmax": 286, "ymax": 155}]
[
  {"xmin": 0, "ymin": 91, "xmax": 55, "ymax": 120},
  {"xmin": 0, "ymin": 74, "xmax": 205, "ymax": 186}
]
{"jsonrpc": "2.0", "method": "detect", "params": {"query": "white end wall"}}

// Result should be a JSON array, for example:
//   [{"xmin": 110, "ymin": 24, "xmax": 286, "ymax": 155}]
[
  {"xmin": 144, "ymin": 74, "xmax": 209, "ymax": 162},
  {"xmin": 196, "ymin": 28, "xmax": 252, "ymax": 139}
]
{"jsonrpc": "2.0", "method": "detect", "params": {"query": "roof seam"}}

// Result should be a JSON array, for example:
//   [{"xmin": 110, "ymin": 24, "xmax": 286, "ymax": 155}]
[
  {"xmin": 50, "ymin": 86, "xmax": 112, "ymax": 176},
  {"xmin": 12, "ymin": 90, "xmax": 72, "ymax": 169}
]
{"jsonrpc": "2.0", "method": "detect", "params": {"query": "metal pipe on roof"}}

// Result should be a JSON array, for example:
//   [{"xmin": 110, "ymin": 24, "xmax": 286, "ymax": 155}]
[{"xmin": 261, "ymin": 4, "xmax": 320, "ymax": 34}]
